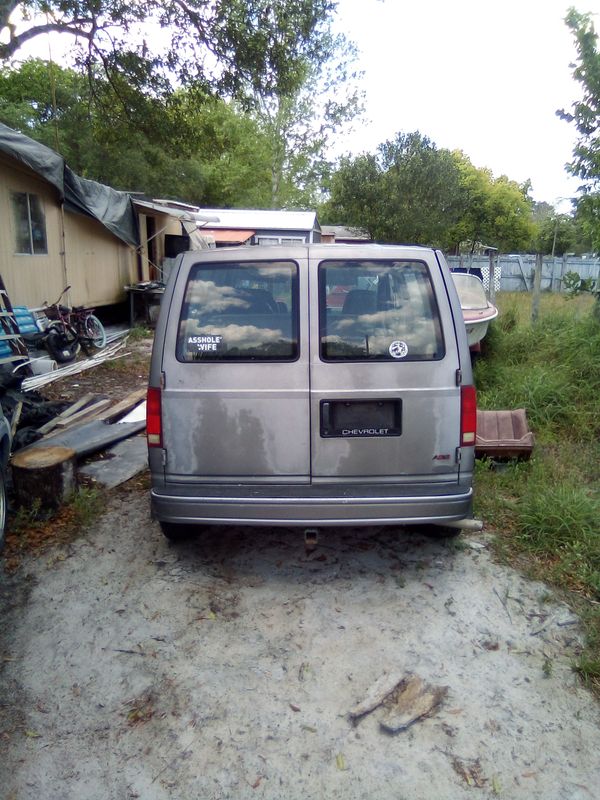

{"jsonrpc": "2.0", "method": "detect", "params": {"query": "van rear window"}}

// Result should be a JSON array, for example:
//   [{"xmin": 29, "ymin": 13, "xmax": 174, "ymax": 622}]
[
  {"xmin": 319, "ymin": 260, "xmax": 445, "ymax": 361},
  {"xmin": 177, "ymin": 261, "xmax": 298, "ymax": 361}
]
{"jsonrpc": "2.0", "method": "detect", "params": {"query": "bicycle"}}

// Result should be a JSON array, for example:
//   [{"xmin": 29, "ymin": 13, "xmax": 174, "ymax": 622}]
[{"xmin": 41, "ymin": 286, "xmax": 107, "ymax": 363}]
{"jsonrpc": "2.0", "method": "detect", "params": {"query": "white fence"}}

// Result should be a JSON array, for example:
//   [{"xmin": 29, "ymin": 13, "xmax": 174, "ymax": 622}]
[{"xmin": 446, "ymin": 255, "xmax": 600, "ymax": 292}]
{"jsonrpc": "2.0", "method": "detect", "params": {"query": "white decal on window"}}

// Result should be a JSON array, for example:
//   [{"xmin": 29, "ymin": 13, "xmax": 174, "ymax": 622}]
[
  {"xmin": 188, "ymin": 334, "xmax": 223, "ymax": 352},
  {"xmin": 389, "ymin": 340, "xmax": 408, "ymax": 359}
]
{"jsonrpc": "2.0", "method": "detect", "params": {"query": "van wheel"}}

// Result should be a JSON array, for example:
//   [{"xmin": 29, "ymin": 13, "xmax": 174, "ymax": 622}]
[{"xmin": 160, "ymin": 521, "xmax": 197, "ymax": 541}]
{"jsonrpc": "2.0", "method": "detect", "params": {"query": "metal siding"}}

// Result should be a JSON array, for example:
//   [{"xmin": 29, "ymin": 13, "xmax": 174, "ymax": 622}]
[
  {"xmin": 62, "ymin": 213, "xmax": 135, "ymax": 306},
  {"xmin": 1, "ymin": 157, "xmax": 136, "ymax": 307},
  {"xmin": 0, "ymin": 158, "xmax": 65, "ymax": 307}
]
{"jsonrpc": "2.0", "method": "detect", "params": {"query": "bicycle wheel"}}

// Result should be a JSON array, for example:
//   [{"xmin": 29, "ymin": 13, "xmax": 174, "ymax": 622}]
[{"xmin": 84, "ymin": 314, "xmax": 107, "ymax": 349}]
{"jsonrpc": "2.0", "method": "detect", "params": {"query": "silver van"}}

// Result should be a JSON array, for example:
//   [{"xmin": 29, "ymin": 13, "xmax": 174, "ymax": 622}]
[{"xmin": 147, "ymin": 244, "xmax": 476, "ymax": 540}]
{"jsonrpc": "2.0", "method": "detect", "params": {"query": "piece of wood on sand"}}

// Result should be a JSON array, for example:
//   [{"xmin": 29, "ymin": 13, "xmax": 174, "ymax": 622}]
[
  {"xmin": 379, "ymin": 674, "xmax": 448, "ymax": 734},
  {"xmin": 11, "ymin": 445, "xmax": 77, "ymax": 509},
  {"xmin": 348, "ymin": 671, "xmax": 406, "ymax": 723}
]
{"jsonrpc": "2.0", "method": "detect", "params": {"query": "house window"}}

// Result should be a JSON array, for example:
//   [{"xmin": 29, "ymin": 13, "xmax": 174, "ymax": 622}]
[
  {"xmin": 256, "ymin": 236, "xmax": 305, "ymax": 246},
  {"xmin": 11, "ymin": 192, "xmax": 48, "ymax": 255}
]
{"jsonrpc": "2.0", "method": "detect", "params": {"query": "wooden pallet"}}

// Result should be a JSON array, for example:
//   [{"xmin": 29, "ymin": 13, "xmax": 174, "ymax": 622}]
[{"xmin": 475, "ymin": 409, "xmax": 534, "ymax": 459}]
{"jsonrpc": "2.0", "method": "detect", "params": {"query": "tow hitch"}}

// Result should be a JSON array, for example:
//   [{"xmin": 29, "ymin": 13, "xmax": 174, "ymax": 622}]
[{"xmin": 304, "ymin": 528, "xmax": 319, "ymax": 552}]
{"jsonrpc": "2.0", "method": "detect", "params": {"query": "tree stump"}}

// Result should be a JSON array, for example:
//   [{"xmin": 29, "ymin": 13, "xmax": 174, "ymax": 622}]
[{"xmin": 11, "ymin": 446, "xmax": 77, "ymax": 510}]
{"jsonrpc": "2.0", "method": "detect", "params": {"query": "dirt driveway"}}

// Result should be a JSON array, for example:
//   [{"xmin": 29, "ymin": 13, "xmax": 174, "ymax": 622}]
[{"xmin": 1, "ymin": 488, "xmax": 599, "ymax": 800}]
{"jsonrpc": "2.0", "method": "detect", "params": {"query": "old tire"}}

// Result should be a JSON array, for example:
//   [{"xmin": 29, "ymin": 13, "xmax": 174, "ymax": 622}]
[{"xmin": 45, "ymin": 328, "xmax": 79, "ymax": 363}]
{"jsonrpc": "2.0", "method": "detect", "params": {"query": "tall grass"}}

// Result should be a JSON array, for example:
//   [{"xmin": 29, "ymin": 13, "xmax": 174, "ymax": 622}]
[{"xmin": 474, "ymin": 291, "xmax": 600, "ymax": 691}]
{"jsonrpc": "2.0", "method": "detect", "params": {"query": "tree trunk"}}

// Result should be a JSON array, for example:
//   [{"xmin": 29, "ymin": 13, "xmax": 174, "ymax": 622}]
[{"xmin": 11, "ymin": 446, "xmax": 77, "ymax": 510}]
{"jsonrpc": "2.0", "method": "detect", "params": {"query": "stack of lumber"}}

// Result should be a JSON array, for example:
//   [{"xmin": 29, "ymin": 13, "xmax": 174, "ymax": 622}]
[
  {"xmin": 21, "ymin": 387, "xmax": 147, "ymax": 457},
  {"xmin": 35, "ymin": 388, "xmax": 146, "ymax": 438},
  {"xmin": 11, "ymin": 388, "xmax": 148, "ymax": 504}
]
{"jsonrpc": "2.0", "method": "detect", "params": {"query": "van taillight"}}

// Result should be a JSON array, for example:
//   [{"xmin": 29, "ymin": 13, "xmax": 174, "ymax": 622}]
[
  {"xmin": 460, "ymin": 385, "xmax": 477, "ymax": 446},
  {"xmin": 147, "ymin": 386, "xmax": 162, "ymax": 447}
]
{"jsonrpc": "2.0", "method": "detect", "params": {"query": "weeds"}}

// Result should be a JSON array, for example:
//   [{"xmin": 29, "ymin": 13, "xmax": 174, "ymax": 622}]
[
  {"xmin": 4, "ymin": 486, "xmax": 105, "ymax": 571},
  {"xmin": 128, "ymin": 325, "xmax": 154, "ymax": 341},
  {"xmin": 68, "ymin": 486, "xmax": 104, "ymax": 528},
  {"xmin": 476, "ymin": 291, "xmax": 600, "ymax": 694}
]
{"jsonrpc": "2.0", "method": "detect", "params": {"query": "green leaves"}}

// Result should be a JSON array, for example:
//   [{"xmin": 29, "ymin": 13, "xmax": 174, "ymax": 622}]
[
  {"xmin": 0, "ymin": 59, "xmax": 276, "ymax": 204},
  {"xmin": 559, "ymin": 8, "xmax": 600, "ymax": 247},
  {"xmin": 1, "ymin": 1, "xmax": 340, "ymax": 105},
  {"xmin": 325, "ymin": 131, "xmax": 534, "ymax": 252}
]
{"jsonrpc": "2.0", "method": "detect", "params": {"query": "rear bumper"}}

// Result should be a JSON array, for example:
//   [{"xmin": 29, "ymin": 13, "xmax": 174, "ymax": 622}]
[{"xmin": 150, "ymin": 481, "xmax": 473, "ymax": 527}]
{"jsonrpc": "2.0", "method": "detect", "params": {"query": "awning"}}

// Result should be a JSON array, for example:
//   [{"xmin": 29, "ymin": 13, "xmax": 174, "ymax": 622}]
[
  {"xmin": 133, "ymin": 199, "xmax": 219, "ymax": 224},
  {"xmin": 201, "ymin": 228, "xmax": 255, "ymax": 244}
]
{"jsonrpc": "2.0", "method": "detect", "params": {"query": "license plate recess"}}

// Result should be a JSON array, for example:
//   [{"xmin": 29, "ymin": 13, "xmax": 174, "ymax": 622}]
[{"xmin": 320, "ymin": 399, "xmax": 402, "ymax": 438}]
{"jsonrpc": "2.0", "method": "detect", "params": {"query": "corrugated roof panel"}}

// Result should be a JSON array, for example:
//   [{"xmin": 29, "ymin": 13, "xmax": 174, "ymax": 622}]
[{"xmin": 196, "ymin": 208, "xmax": 318, "ymax": 231}]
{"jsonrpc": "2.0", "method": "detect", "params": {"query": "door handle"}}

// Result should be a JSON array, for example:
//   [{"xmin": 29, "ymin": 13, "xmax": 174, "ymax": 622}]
[{"xmin": 321, "ymin": 401, "xmax": 331, "ymax": 432}]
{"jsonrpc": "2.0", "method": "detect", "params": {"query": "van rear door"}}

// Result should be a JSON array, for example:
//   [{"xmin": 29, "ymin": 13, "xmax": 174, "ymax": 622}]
[
  {"xmin": 159, "ymin": 251, "xmax": 311, "ymax": 482},
  {"xmin": 309, "ymin": 249, "xmax": 462, "ymax": 482}
]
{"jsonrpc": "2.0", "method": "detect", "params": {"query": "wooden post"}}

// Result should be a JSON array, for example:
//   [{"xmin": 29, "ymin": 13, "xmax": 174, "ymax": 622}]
[
  {"xmin": 561, "ymin": 254, "xmax": 568, "ymax": 293},
  {"xmin": 11, "ymin": 446, "xmax": 77, "ymax": 510},
  {"xmin": 531, "ymin": 252, "xmax": 543, "ymax": 323},
  {"xmin": 489, "ymin": 252, "xmax": 496, "ymax": 303}
]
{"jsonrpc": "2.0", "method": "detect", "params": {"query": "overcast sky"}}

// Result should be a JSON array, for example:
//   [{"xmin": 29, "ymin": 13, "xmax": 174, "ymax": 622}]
[
  {"xmin": 5, "ymin": 0, "xmax": 598, "ymax": 209},
  {"xmin": 332, "ymin": 0, "xmax": 598, "ymax": 209}
]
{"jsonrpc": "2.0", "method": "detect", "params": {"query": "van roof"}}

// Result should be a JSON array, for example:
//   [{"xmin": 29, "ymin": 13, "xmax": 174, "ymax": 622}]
[{"xmin": 190, "ymin": 243, "xmax": 437, "ymax": 257}]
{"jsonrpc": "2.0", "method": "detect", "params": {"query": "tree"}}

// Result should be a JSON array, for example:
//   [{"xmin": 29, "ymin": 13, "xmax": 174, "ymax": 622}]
[
  {"xmin": 320, "ymin": 152, "xmax": 383, "ymax": 235},
  {"xmin": 558, "ymin": 7, "xmax": 600, "ymax": 251},
  {"xmin": 251, "ymin": 34, "xmax": 363, "ymax": 208},
  {"xmin": 530, "ymin": 203, "xmax": 577, "ymax": 256},
  {"xmin": 1, "ymin": 1, "xmax": 339, "ymax": 102},
  {"xmin": 476, "ymin": 174, "xmax": 534, "ymax": 253},
  {"xmin": 324, "ymin": 132, "xmax": 534, "ymax": 252},
  {"xmin": 325, "ymin": 132, "xmax": 466, "ymax": 246},
  {"xmin": 1, "ymin": 2, "xmax": 360, "ymax": 211},
  {"xmin": 0, "ymin": 59, "xmax": 275, "ymax": 205}
]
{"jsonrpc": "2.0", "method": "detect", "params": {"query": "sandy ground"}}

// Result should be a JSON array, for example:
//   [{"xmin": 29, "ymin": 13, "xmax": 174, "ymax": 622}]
[{"xmin": 1, "ymin": 491, "xmax": 599, "ymax": 800}]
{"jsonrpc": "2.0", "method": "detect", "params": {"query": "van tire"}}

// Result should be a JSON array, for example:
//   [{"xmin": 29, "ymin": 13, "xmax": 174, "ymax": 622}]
[{"xmin": 160, "ymin": 521, "xmax": 196, "ymax": 541}]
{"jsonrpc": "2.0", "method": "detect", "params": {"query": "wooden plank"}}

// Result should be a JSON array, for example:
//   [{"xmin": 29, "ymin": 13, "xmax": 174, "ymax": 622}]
[
  {"xmin": 53, "ymin": 398, "xmax": 112, "ymax": 429},
  {"xmin": 37, "ymin": 393, "xmax": 97, "ymax": 435},
  {"xmin": 10, "ymin": 401, "xmax": 23, "ymax": 438},
  {"xmin": 349, "ymin": 672, "xmax": 405, "ymax": 721},
  {"xmin": 95, "ymin": 387, "xmax": 147, "ymax": 422}
]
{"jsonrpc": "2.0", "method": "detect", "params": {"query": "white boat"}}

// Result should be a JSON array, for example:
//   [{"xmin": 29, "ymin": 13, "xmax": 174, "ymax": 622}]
[{"xmin": 451, "ymin": 272, "xmax": 498, "ymax": 351}]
